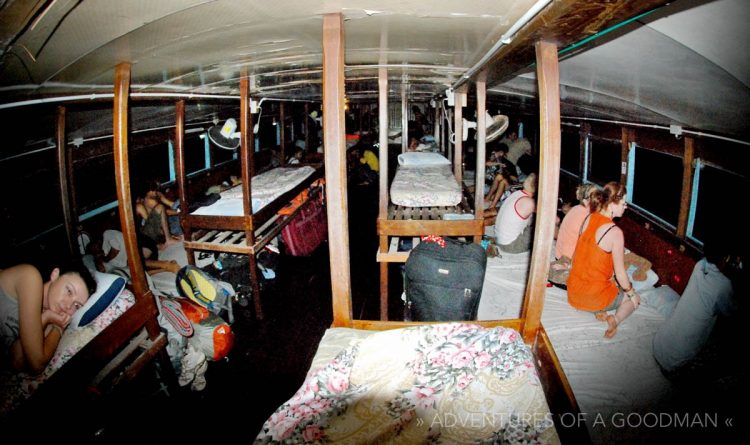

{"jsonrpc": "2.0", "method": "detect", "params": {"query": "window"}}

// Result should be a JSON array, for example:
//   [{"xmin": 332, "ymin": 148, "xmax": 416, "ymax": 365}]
[
  {"xmin": 588, "ymin": 137, "xmax": 621, "ymax": 185},
  {"xmin": 560, "ymin": 131, "xmax": 581, "ymax": 175},
  {"xmin": 212, "ymin": 140, "xmax": 236, "ymax": 165},
  {"xmin": 690, "ymin": 162, "xmax": 749, "ymax": 242},
  {"xmin": 631, "ymin": 146, "xmax": 682, "ymax": 226},
  {"xmin": 184, "ymin": 136, "xmax": 207, "ymax": 175}
]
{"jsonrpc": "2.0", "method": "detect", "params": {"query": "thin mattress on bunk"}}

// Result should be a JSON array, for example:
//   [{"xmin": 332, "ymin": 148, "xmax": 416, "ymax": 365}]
[
  {"xmin": 255, "ymin": 323, "xmax": 559, "ymax": 444},
  {"xmin": 476, "ymin": 244, "xmax": 681, "ymax": 444},
  {"xmin": 391, "ymin": 164, "xmax": 462, "ymax": 207},
  {"xmin": 191, "ymin": 166, "xmax": 315, "ymax": 216}
]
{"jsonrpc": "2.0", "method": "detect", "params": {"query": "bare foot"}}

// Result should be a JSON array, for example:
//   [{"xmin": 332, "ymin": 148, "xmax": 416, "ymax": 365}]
[
  {"xmin": 595, "ymin": 311, "xmax": 608, "ymax": 322},
  {"xmin": 604, "ymin": 315, "xmax": 618, "ymax": 339}
]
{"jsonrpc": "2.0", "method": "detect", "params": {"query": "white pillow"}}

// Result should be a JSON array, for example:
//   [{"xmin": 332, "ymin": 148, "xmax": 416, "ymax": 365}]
[
  {"xmin": 397, "ymin": 152, "xmax": 451, "ymax": 167},
  {"xmin": 69, "ymin": 271, "xmax": 127, "ymax": 329}
]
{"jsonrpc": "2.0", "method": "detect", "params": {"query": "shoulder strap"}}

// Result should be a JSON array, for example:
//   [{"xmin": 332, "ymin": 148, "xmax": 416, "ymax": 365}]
[
  {"xmin": 579, "ymin": 213, "xmax": 592, "ymax": 237},
  {"xmin": 597, "ymin": 224, "xmax": 617, "ymax": 246}
]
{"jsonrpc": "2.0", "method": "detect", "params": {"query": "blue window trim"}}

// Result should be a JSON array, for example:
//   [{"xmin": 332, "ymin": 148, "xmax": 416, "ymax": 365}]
[
  {"xmin": 625, "ymin": 142, "xmax": 635, "ymax": 203},
  {"xmin": 168, "ymin": 139, "xmax": 176, "ymax": 182},
  {"xmin": 686, "ymin": 157, "xmax": 702, "ymax": 240},
  {"xmin": 582, "ymin": 136, "xmax": 589, "ymax": 183}
]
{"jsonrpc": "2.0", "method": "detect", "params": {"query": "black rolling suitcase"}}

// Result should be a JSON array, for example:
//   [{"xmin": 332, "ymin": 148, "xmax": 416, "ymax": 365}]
[{"xmin": 404, "ymin": 237, "xmax": 487, "ymax": 321}]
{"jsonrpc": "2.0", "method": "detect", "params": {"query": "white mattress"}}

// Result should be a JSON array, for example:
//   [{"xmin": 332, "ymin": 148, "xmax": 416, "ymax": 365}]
[
  {"xmin": 390, "ymin": 164, "xmax": 462, "ymax": 207},
  {"xmin": 477, "ymin": 246, "xmax": 674, "ymax": 444},
  {"xmin": 191, "ymin": 166, "xmax": 314, "ymax": 216}
]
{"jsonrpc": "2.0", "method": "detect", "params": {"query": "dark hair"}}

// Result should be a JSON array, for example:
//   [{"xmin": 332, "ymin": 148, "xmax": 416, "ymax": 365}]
[
  {"xmin": 589, "ymin": 181, "xmax": 626, "ymax": 213},
  {"xmin": 59, "ymin": 262, "xmax": 97, "ymax": 296}
]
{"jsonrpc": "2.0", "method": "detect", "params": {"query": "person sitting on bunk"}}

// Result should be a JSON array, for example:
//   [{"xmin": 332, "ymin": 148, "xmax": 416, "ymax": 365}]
[
  {"xmin": 555, "ymin": 183, "xmax": 599, "ymax": 260},
  {"xmin": 501, "ymin": 129, "xmax": 532, "ymax": 165},
  {"xmin": 652, "ymin": 231, "xmax": 742, "ymax": 379},
  {"xmin": 136, "ymin": 182, "xmax": 181, "ymax": 251},
  {"xmin": 0, "ymin": 262, "xmax": 96, "ymax": 373},
  {"xmin": 493, "ymin": 173, "xmax": 537, "ymax": 253},
  {"xmin": 287, "ymin": 147, "xmax": 304, "ymax": 165},
  {"xmin": 567, "ymin": 182, "xmax": 639, "ymax": 339},
  {"xmin": 90, "ymin": 229, "xmax": 180, "ymax": 276}
]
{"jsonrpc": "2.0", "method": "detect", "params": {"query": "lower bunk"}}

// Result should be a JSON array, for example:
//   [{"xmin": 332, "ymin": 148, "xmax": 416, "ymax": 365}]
[
  {"xmin": 254, "ymin": 322, "xmax": 560, "ymax": 444},
  {"xmin": 477, "ymin": 249, "xmax": 742, "ymax": 444}
]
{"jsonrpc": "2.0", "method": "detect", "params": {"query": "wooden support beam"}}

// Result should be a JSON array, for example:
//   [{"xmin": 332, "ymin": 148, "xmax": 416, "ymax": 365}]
[
  {"xmin": 401, "ymin": 83, "xmax": 408, "ymax": 153},
  {"xmin": 481, "ymin": 1, "xmax": 672, "ymax": 86},
  {"xmin": 677, "ymin": 136, "xmax": 695, "ymax": 238},
  {"xmin": 474, "ymin": 74, "xmax": 487, "ymax": 225},
  {"xmin": 56, "ymin": 105, "xmax": 77, "ymax": 258},
  {"xmin": 279, "ymin": 102, "xmax": 286, "ymax": 165},
  {"xmin": 323, "ymin": 13, "xmax": 353, "ymax": 327},
  {"xmin": 113, "ymin": 63, "xmax": 148, "ymax": 300},
  {"xmin": 174, "ymin": 101, "xmax": 191, "ymax": 250},
  {"xmin": 378, "ymin": 68, "xmax": 389, "ymax": 220},
  {"xmin": 453, "ymin": 87, "xmax": 466, "ymax": 182},
  {"xmin": 522, "ymin": 41, "xmax": 561, "ymax": 344}
]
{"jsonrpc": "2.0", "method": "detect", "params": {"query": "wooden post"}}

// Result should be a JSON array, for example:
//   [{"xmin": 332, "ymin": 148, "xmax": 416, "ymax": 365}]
[
  {"xmin": 113, "ymin": 63, "xmax": 158, "ymax": 336},
  {"xmin": 522, "ymin": 41, "xmax": 561, "ymax": 344},
  {"xmin": 453, "ymin": 87, "xmax": 466, "ymax": 182},
  {"xmin": 323, "ymin": 13, "xmax": 353, "ymax": 327},
  {"xmin": 174, "ymin": 100, "xmax": 192, "ymax": 260},
  {"xmin": 56, "ymin": 105, "xmax": 78, "ymax": 258},
  {"xmin": 401, "ymin": 83, "xmax": 408, "ymax": 153},
  {"xmin": 434, "ymin": 102, "xmax": 441, "ymax": 149},
  {"xmin": 474, "ymin": 74, "xmax": 487, "ymax": 230},
  {"xmin": 239, "ymin": 74, "xmax": 263, "ymax": 319},
  {"xmin": 279, "ymin": 102, "xmax": 286, "ymax": 165},
  {"xmin": 676, "ymin": 137, "xmax": 695, "ymax": 238},
  {"xmin": 378, "ymin": 67, "xmax": 389, "ymax": 320}
]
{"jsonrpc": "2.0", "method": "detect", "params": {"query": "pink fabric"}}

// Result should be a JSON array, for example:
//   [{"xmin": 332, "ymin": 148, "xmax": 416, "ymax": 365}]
[{"xmin": 556, "ymin": 204, "xmax": 589, "ymax": 259}]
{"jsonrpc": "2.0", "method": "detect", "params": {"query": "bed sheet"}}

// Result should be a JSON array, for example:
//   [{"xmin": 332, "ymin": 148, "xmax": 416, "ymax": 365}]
[
  {"xmin": 256, "ymin": 323, "xmax": 559, "ymax": 444},
  {"xmin": 390, "ymin": 164, "xmax": 462, "ymax": 207},
  {"xmin": 1, "ymin": 289, "xmax": 136, "ymax": 416},
  {"xmin": 191, "ymin": 166, "xmax": 315, "ymax": 216},
  {"xmin": 476, "ymin": 244, "xmax": 675, "ymax": 444}
]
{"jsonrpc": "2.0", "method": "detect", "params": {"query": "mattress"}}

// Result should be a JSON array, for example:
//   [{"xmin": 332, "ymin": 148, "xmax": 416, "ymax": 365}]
[
  {"xmin": 390, "ymin": 164, "xmax": 462, "ymax": 207},
  {"xmin": 191, "ymin": 166, "xmax": 315, "ymax": 216},
  {"xmin": 476, "ymin": 244, "xmax": 677, "ymax": 444},
  {"xmin": 255, "ymin": 323, "xmax": 559, "ymax": 444}
]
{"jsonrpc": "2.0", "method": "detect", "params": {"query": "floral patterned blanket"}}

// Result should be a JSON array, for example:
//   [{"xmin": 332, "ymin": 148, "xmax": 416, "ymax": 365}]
[{"xmin": 255, "ymin": 323, "xmax": 559, "ymax": 444}]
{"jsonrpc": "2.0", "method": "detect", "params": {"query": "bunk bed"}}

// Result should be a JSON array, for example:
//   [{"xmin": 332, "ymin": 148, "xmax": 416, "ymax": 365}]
[
  {"xmin": 1, "ymin": 64, "xmax": 174, "ymax": 426},
  {"xmin": 252, "ymin": 18, "xmax": 585, "ymax": 444},
  {"xmin": 375, "ymin": 88, "xmax": 485, "ymax": 321},
  {"xmin": 174, "ymin": 79, "xmax": 323, "ymax": 320}
]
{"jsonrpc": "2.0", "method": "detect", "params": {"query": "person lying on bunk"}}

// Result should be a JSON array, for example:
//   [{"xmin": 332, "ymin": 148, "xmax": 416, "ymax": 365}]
[
  {"xmin": 0, "ymin": 263, "xmax": 96, "ymax": 373},
  {"xmin": 493, "ymin": 173, "xmax": 537, "ymax": 253},
  {"xmin": 90, "ymin": 229, "xmax": 181, "ymax": 276},
  {"xmin": 652, "ymin": 231, "xmax": 742, "ymax": 380},
  {"xmin": 567, "ymin": 182, "xmax": 639, "ymax": 339},
  {"xmin": 555, "ymin": 183, "xmax": 599, "ymax": 261},
  {"xmin": 136, "ymin": 182, "xmax": 182, "ymax": 250}
]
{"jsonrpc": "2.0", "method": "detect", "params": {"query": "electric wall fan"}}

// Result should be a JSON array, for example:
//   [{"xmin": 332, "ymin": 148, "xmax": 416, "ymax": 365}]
[
  {"xmin": 462, "ymin": 112, "xmax": 509, "ymax": 142},
  {"xmin": 207, "ymin": 118, "xmax": 241, "ymax": 150}
]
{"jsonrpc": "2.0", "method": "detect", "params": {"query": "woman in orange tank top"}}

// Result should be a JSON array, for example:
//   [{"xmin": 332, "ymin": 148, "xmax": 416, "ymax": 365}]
[{"xmin": 567, "ymin": 182, "xmax": 641, "ymax": 338}]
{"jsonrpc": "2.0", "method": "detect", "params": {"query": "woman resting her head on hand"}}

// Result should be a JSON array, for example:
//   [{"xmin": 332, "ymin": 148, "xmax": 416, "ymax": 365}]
[{"xmin": 0, "ymin": 263, "xmax": 96, "ymax": 374}]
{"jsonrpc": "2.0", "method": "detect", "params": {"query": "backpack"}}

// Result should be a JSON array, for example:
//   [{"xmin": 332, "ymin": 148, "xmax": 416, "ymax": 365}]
[
  {"xmin": 175, "ymin": 265, "xmax": 234, "ymax": 323},
  {"xmin": 176, "ymin": 298, "xmax": 235, "ymax": 361}
]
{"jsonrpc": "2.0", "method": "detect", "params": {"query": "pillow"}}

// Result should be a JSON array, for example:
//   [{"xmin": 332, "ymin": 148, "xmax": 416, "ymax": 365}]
[
  {"xmin": 69, "ymin": 271, "xmax": 126, "ymax": 329},
  {"xmin": 627, "ymin": 265, "xmax": 659, "ymax": 292},
  {"xmin": 397, "ymin": 152, "xmax": 451, "ymax": 167}
]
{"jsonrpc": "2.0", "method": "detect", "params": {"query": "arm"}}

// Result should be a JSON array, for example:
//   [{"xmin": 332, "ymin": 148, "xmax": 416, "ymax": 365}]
[
  {"xmin": 608, "ymin": 228, "xmax": 640, "ymax": 306},
  {"xmin": 12, "ymin": 265, "xmax": 64, "ymax": 373},
  {"xmin": 516, "ymin": 196, "xmax": 536, "ymax": 219}
]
